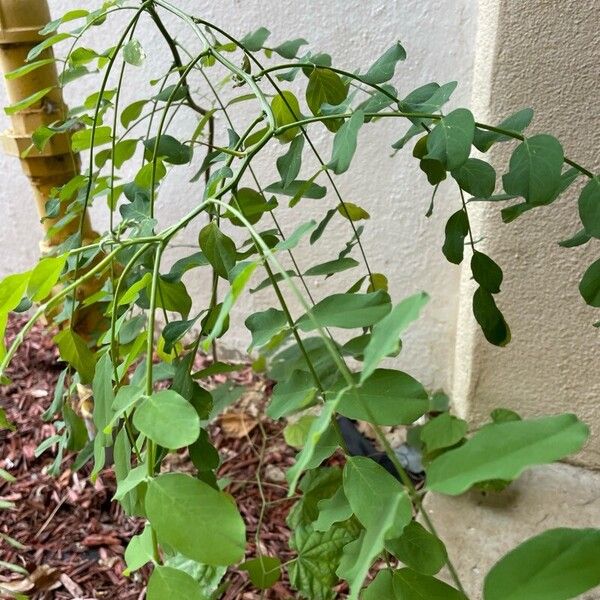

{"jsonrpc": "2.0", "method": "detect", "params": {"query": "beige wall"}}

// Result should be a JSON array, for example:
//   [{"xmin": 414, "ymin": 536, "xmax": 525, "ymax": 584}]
[{"xmin": 454, "ymin": 0, "xmax": 600, "ymax": 466}]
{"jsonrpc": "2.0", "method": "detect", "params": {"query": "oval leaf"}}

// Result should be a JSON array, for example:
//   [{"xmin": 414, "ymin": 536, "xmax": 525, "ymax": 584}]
[
  {"xmin": 426, "ymin": 414, "xmax": 589, "ymax": 495},
  {"xmin": 146, "ymin": 473, "xmax": 246, "ymax": 565},
  {"xmin": 133, "ymin": 390, "xmax": 200, "ymax": 449}
]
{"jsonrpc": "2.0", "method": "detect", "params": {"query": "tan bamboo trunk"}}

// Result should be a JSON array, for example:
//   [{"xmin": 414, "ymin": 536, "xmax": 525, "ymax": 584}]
[{"xmin": 0, "ymin": 0, "xmax": 104, "ymax": 337}]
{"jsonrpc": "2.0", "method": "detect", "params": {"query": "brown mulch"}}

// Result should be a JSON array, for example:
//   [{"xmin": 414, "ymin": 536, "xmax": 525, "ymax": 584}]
[{"xmin": 0, "ymin": 316, "xmax": 298, "ymax": 599}]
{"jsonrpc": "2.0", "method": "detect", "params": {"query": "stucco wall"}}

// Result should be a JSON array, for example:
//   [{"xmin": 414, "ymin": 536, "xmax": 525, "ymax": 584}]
[
  {"xmin": 0, "ymin": 0, "xmax": 478, "ymax": 391},
  {"xmin": 454, "ymin": 0, "xmax": 600, "ymax": 466}
]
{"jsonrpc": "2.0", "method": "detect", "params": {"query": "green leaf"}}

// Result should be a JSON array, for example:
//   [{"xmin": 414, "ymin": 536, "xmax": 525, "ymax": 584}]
[
  {"xmin": 144, "ymin": 134, "xmax": 192, "ymax": 165},
  {"xmin": 272, "ymin": 91, "xmax": 302, "ymax": 143},
  {"xmin": 245, "ymin": 307, "xmax": 287, "ymax": 349},
  {"xmin": 442, "ymin": 209, "xmax": 469, "ymax": 265},
  {"xmin": 0, "ymin": 407, "xmax": 14, "ymax": 432},
  {"xmin": 198, "ymin": 222, "xmax": 237, "ymax": 279},
  {"xmin": 40, "ymin": 9, "xmax": 88, "ymax": 34},
  {"xmin": 578, "ymin": 176, "xmax": 600, "ymax": 238},
  {"xmin": 241, "ymin": 27, "xmax": 270, "ymax": 51},
  {"xmin": 189, "ymin": 428, "xmax": 219, "ymax": 472},
  {"xmin": 54, "ymin": 329, "xmax": 96, "ymax": 383},
  {"xmin": 343, "ymin": 456, "xmax": 412, "ymax": 537},
  {"xmin": 71, "ymin": 125, "xmax": 112, "ymax": 152},
  {"xmin": 154, "ymin": 84, "xmax": 188, "ymax": 102},
  {"xmin": 420, "ymin": 413, "xmax": 468, "ymax": 453},
  {"xmin": 361, "ymin": 292, "xmax": 429, "ymax": 381},
  {"xmin": 337, "ymin": 202, "xmax": 369, "ymax": 221},
  {"xmin": 314, "ymin": 487, "xmax": 353, "ymax": 531},
  {"xmin": 4, "ymin": 58, "xmax": 54, "ymax": 80},
  {"xmin": 162, "ymin": 555, "xmax": 225, "ymax": 598},
  {"xmin": 285, "ymin": 418, "xmax": 312, "ymax": 449},
  {"xmin": 276, "ymin": 135, "xmax": 304, "ymax": 188},
  {"xmin": 113, "ymin": 464, "xmax": 148, "ymax": 502},
  {"xmin": 304, "ymin": 257, "xmax": 359, "ymax": 277},
  {"xmin": 341, "ymin": 458, "xmax": 412, "ymax": 598},
  {"xmin": 124, "ymin": 525, "xmax": 154, "ymax": 574},
  {"xmin": 364, "ymin": 568, "xmax": 467, "ymax": 599},
  {"xmin": 289, "ymin": 521, "xmax": 358, "ymax": 600},
  {"xmin": 296, "ymin": 291, "xmax": 391, "ymax": 331},
  {"xmin": 4, "ymin": 87, "xmax": 53, "ymax": 116},
  {"xmin": 27, "ymin": 32, "xmax": 72, "ymax": 61},
  {"xmin": 502, "ymin": 134, "xmax": 564, "ymax": 205},
  {"xmin": 133, "ymin": 390, "xmax": 200, "ymax": 449},
  {"xmin": 155, "ymin": 277, "xmax": 192, "ymax": 318},
  {"xmin": 268, "ymin": 370, "xmax": 318, "ymax": 420},
  {"xmin": 147, "ymin": 565, "xmax": 204, "ymax": 600},
  {"xmin": 360, "ymin": 42, "xmax": 406, "ymax": 84},
  {"xmin": 491, "ymin": 408, "xmax": 522, "ymax": 424},
  {"xmin": 240, "ymin": 556, "xmax": 281, "ymax": 589},
  {"xmin": 202, "ymin": 262, "xmax": 258, "ymax": 349},
  {"xmin": 559, "ymin": 228, "xmax": 591, "ymax": 249},
  {"xmin": 473, "ymin": 108, "xmax": 534, "ymax": 152},
  {"xmin": 452, "ymin": 158, "xmax": 496, "ymax": 198},
  {"xmin": 306, "ymin": 67, "xmax": 348, "ymax": 131},
  {"xmin": 427, "ymin": 413, "xmax": 589, "ymax": 495},
  {"xmin": 483, "ymin": 528, "xmax": 600, "ymax": 600},
  {"xmin": 471, "ymin": 251, "xmax": 503, "ymax": 294},
  {"xmin": 162, "ymin": 317, "xmax": 198, "ymax": 354},
  {"xmin": 385, "ymin": 521, "xmax": 448, "ymax": 576},
  {"xmin": 122, "ymin": 39, "xmax": 145, "ymax": 66},
  {"xmin": 338, "ymin": 369, "xmax": 428, "ymax": 426},
  {"xmin": 228, "ymin": 187, "xmax": 274, "ymax": 225},
  {"xmin": 425, "ymin": 109, "xmax": 475, "ymax": 171},
  {"xmin": 579, "ymin": 257, "xmax": 600, "ymax": 307},
  {"xmin": 328, "ymin": 110, "xmax": 364, "ymax": 175},
  {"xmin": 146, "ymin": 473, "xmax": 246, "ymax": 565},
  {"xmin": 287, "ymin": 397, "xmax": 342, "ymax": 493},
  {"xmin": 27, "ymin": 255, "xmax": 66, "ymax": 301},
  {"xmin": 265, "ymin": 178, "xmax": 326, "ymax": 200},
  {"xmin": 273, "ymin": 38, "xmax": 308, "ymax": 59},
  {"xmin": 121, "ymin": 99, "xmax": 148, "ymax": 128},
  {"xmin": 472, "ymin": 287, "xmax": 510, "ymax": 346}
]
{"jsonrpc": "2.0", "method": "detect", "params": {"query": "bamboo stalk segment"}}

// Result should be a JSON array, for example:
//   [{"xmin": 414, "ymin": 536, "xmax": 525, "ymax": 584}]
[
  {"xmin": 0, "ymin": 0, "xmax": 95, "ymax": 246},
  {"xmin": 0, "ymin": 0, "xmax": 104, "ymax": 339}
]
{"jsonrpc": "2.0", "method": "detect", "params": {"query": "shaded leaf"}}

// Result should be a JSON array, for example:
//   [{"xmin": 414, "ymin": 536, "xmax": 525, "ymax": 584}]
[
  {"xmin": 360, "ymin": 42, "xmax": 406, "ymax": 84},
  {"xmin": 296, "ymin": 291, "xmax": 391, "ymax": 331},
  {"xmin": 361, "ymin": 292, "xmax": 428, "ymax": 381},
  {"xmin": 338, "ymin": 369, "xmax": 428, "ymax": 426},
  {"xmin": 425, "ymin": 109, "xmax": 475, "ymax": 171},
  {"xmin": 578, "ymin": 176, "xmax": 600, "ymax": 238},
  {"xmin": 471, "ymin": 252, "xmax": 503, "ymax": 294},
  {"xmin": 198, "ymin": 222, "xmax": 237, "ymax": 279},
  {"xmin": 328, "ymin": 110, "xmax": 364, "ymax": 174},
  {"xmin": 442, "ymin": 209, "xmax": 469, "ymax": 264},
  {"xmin": 240, "ymin": 556, "xmax": 281, "ymax": 589},
  {"xmin": 472, "ymin": 287, "xmax": 511, "ymax": 346},
  {"xmin": 502, "ymin": 134, "xmax": 564, "ymax": 205},
  {"xmin": 385, "ymin": 521, "xmax": 448, "ymax": 576}
]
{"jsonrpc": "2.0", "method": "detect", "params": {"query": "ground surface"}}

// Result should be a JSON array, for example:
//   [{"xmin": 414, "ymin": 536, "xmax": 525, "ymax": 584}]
[{"xmin": 0, "ymin": 317, "xmax": 302, "ymax": 599}]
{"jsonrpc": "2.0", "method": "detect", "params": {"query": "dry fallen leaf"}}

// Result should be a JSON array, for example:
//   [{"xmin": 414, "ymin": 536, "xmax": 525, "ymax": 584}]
[
  {"xmin": 0, "ymin": 564, "xmax": 61, "ymax": 594},
  {"xmin": 219, "ymin": 411, "xmax": 259, "ymax": 439}
]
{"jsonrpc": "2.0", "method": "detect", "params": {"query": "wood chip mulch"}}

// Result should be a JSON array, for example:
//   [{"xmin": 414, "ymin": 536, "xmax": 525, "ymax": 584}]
[{"xmin": 0, "ymin": 316, "xmax": 298, "ymax": 599}]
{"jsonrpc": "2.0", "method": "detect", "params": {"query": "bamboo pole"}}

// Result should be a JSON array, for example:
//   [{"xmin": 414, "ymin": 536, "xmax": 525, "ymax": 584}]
[{"xmin": 0, "ymin": 0, "xmax": 103, "ymax": 337}]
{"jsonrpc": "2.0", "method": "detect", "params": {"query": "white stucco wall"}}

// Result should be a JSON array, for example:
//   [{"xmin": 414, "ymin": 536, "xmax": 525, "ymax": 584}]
[{"xmin": 0, "ymin": 0, "xmax": 478, "ymax": 391}]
